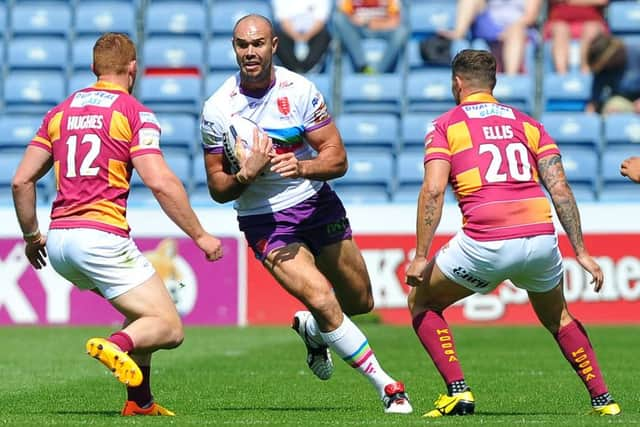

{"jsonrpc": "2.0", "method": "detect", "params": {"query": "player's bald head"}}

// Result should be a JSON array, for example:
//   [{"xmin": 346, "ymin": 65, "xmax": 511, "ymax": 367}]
[{"xmin": 233, "ymin": 14, "xmax": 274, "ymax": 40}]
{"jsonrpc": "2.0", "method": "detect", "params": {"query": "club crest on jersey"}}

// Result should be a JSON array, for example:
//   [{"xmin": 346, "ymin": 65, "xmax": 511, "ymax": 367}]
[{"xmin": 277, "ymin": 97, "xmax": 290, "ymax": 116}]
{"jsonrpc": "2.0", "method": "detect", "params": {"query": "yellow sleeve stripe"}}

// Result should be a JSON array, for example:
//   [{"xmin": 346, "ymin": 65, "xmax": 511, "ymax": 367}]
[
  {"xmin": 538, "ymin": 144, "xmax": 559, "ymax": 153},
  {"xmin": 32, "ymin": 136, "xmax": 52, "ymax": 148},
  {"xmin": 426, "ymin": 147, "xmax": 451, "ymax": 155},
  {"xmin": 523, "ymin": 122, "xmax": 540, "ymax": 153},
  {"xmin": 48, "ymin": 111, "xmax": 63, "ymax": 142}
]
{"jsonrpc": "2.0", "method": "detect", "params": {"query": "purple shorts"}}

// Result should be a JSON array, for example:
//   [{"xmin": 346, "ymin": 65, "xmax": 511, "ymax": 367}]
[{"xmin": 238, "ymin": 184, "xmax": 353, "ymax": 261}]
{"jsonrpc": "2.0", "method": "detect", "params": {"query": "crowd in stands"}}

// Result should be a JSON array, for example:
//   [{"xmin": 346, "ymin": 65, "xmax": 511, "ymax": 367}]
[{"xmin": 0, "ymin": 0, "xmax": 639, "ymax": 205}]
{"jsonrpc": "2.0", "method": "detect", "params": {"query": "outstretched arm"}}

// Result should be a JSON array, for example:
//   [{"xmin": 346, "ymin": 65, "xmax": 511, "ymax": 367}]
[{"xmin": 538, "ymin": 153, "xmax": 603, "ymax": 290}]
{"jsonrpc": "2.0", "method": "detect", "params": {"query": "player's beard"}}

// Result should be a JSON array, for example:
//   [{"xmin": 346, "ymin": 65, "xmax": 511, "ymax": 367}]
[{"xmin": 241, "ymin": 57, "xmax": 272, "ymax": 86}]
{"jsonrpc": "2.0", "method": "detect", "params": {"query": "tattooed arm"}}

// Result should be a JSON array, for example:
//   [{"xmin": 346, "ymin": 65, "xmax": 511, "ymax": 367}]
[
  {"xmin": 405, "ymin": 159, "xmax": 450, "ymax": 287},
  {"xmin": 538, "ymin": 154, "xmax": 604, "ymax": 291}
]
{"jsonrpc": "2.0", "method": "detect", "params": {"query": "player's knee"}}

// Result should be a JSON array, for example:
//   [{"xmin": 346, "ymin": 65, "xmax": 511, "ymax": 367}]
[{"xmin": 165, "ymin": 325, "xmax": 184, "ymax": 349}]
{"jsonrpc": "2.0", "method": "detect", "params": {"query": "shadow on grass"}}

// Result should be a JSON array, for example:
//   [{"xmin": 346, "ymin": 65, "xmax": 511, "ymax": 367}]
[
  {"xmin": 211, "ymin": 406, "xmax": 351, "ymax": 412},
  {"xmin": 54, "ymin": 411, "xmax": 118, "ymax": 416},
  {"xmin": 477, "ymin": 411, "xmax": 581, "ymax": 416}
]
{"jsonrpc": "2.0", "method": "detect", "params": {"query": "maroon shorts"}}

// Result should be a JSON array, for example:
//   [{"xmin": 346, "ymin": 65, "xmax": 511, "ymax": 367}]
[{"xmin": 238, "ymin": 184, "xmax": 352, "ymax": 261}]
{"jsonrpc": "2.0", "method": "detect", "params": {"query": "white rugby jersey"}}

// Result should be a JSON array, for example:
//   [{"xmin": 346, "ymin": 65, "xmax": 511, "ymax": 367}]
[{"xmin": 201, "ymin": 66, "xmax": 332, "ymax": 216}]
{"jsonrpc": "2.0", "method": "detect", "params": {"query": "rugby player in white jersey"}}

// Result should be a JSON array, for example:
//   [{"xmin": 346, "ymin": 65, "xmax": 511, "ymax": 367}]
[{"xmin": 200, "ymin": 14, "xmax": 412, "ymax": 414}]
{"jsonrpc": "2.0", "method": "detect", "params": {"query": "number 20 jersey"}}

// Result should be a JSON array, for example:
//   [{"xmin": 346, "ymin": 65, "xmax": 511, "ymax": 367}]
[
  {"xmin": 425, "ymin": 93, "xmax": 561, "ymax": 241},
  {"xmin": 29, "ymin": 81, "xmax": 162, "ymax": 237}
]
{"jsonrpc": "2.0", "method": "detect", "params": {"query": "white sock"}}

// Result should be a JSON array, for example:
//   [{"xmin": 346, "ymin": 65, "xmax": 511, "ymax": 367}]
[{"xmin": 320, "ymin": 314, "xmax": 396, "ymax": 397}]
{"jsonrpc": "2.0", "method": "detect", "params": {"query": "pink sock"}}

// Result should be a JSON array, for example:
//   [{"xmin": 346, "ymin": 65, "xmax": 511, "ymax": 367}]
[
  {"xmin": 108, "ymin": 331, "xmax": 135, "ymax": 353},
  {"xmin": 554, "ymin": 319, "xmax": 608, "ymax": 398},
  {"xmin": 412, "ymin": 310, "xmax": 464, "ymax": 384}
]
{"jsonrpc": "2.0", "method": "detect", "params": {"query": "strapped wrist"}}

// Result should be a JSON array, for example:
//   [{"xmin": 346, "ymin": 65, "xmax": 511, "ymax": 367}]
[{"xmin": 23, "ymin": 229, "xmax": 41, "ymax": 243}]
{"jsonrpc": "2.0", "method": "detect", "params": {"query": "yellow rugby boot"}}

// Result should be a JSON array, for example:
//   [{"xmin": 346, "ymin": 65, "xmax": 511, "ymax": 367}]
[
  {"xmin": 121, "ymin": 401, "xmax": 176, "ymax": 416},
  {"xmin": 423, "ymin": 389, "xmax": 475, "ymax": 418},
  {"xmin": 591, "ymin": 401, "xmax": 621, "ymax": 416},
  {"xmin": 85, "ymin": 338, "xmax": 143, "ymax": 387}
]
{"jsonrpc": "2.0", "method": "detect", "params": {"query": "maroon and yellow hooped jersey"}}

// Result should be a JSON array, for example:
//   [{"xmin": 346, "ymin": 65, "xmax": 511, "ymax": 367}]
[{"xmin": 29, "ymin": 81, "xmax": 162, "ymax": 237}]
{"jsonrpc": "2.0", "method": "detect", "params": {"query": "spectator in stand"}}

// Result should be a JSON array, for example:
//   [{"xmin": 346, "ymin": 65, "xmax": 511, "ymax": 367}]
[
  {"xmin": 438, "ymin": 0, "xmax": 542, "ymax": 75},
  {"xmin": 586, "ymin": 34, "xmax": 640, "ymax": 114},
  {"xmin": 332, "ymin": 0, "xmax": 408, "ymax": 74},
  {"xmin": 272, "ymin": 0, "xmax": 332, "ymax": 73},
  {"xmin": 544, "ymin": 0, "xmax": 609, "ymax": 75}
]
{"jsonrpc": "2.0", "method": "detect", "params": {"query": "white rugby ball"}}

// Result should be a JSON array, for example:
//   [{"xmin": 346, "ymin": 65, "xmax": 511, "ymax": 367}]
[{"xmin": 223, "ymin": 116, "xmax": 260, "ymax": 173}]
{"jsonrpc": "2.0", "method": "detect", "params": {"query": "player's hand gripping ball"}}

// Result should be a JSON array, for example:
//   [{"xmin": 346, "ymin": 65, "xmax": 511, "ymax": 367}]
[{"xmin": 223, "ymin": 116, "xmax": 262, "ymax": 173}]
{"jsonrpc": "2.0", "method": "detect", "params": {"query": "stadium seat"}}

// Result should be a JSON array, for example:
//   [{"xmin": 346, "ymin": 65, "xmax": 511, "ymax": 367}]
[
  {"xmin": 542, "ymin": 73, "xmax": 593, "ymax": 112},
  {"xmin": 145, "ymin": 1, "xmax": 206, "ymax": 37},
  {"xmin": 493, "ymin": 73, "xmax": 534, "ymax": 115},
  {"xmin": 71, "ymin": 37, "xmax": 96, "ymax": 71},
  {"xmin": 332, "ymin": 151, "xmax": 394, "ymax": 197},
  {"xmin": 406, "ymin": 70, "xmax": 455, "ymax": 113},
  {"xmin": 4, "ymin": 72, "xmax": 66, "ymax": 114},
  {"xmin": 129, "ymin": 150, "xmax": 192, "ymax": 205},
  {"xmin": 10, "ymin": 2, "xmax": 71, "ymax": 38},
  {"xmin": 603, "ymin": 113, "xmax": 640, "ymax": 148},
  {"xmin": 409, "ymin": 2, "xmax": 457, "ymax": 39},
  {"xmin": 401, "ymin": 113, "xmax": 438, "ymax": 150},
  {"xmin": 336, "ymin": 113, "xmax": 399, "ymax": 152},
  {"xmin": 139, "ymin": 76, "xmax": 202, "ymax": 115},
  {"xmin": 342, "ymin": 38, "xmax": 405, "ymax": 75},
  {"xmin": 396, "ymin": 150, "xmax": 425, "ymax": 187},
  {"xmin": 68, "ymin": 71, "xmax": 96, "ymax": 94},
  {"xmin": 542, "ymin": 40, "xmax": 582, "ymax": 74},
  {"xmin": 559, "ymin": 147, "xmax": 599, "ymax": 201},
  {"xmin": 601, "ymin": 147, "xmax": 632, "ymax": 185},
  {"xmin": 607, "ymin": 1, "xmax": 640, "ymax": 35},
  {"xmin": 75, "ymin": 1, "xmax": 136, "ymax": 37},
  {"xmin": 156, "ymin": 113, "xmax": 197, "ymax": 152},
  {"xmin": 210, "ymin": 1, "xmax": 272, "ymax": 36},
  {"xmin": 143, "ymin": 37, "xmax": 204, "ymax": 71},
  {"xmin": 8, "ymin": 37, "xmax": 68, "ymax": 71},
  {"xmin": 332, "ymin": 185, "xmax": 390, "ymax": 204},
  {"xmin": 208, "ymin": 37, "xmax": 238, "ymax": 72},
  {"xmin": 540, "ymin": 112, "xmax": 602, "ymax": 151},
  {"xmin": 0, "ymin": 114, "xmax": 42, "ymax": 150},
  {"xmin": 0, "ymin": 151, "xmax": 25, "ymax": 201},
  {"xmin": 341, "ymin": 74, "xmax": 403, "ymax": 115},
  {"xmin": 598, "ymin": 182, "xmax": 639, "ymax": 202},
  {"xmin": 205, "ymin": 72, "xmax": 233, "ymax": 97},
  {"xmin": 407, "ymin": 38, "xmax": 469, "ymax": 70}
]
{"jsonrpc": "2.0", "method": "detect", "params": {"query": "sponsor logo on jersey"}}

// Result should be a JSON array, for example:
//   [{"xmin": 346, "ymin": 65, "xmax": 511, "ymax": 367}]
[
  {"xmin": 279, "ymin": 80, "xmax": 294, "ymax": 88},
  {"xmin": 139, "ymin": 111, "xmax": 160, "ymax": 127},
  {"xmin": 139, "ymin": 128, "xmax": 160, "ymax": 148},
  {"xmin": 461, "ymin": 103, "xmax": 515, "ymax": 120},
  {"xmin": 277, "ymin": 97, "xmax": 290, "ymax": 116},
  {"xmin": 70, "ymin": 91, "xmax": 119, "ymax": 108}
]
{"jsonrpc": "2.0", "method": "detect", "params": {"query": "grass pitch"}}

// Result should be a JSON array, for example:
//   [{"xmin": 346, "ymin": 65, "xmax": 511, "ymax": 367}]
[{"xmin": 0, "ymin": 322, "xmax": 638, "ymax": 426}]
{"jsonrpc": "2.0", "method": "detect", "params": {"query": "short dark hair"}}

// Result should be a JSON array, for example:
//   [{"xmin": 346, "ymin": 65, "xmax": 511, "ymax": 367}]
[
  {"xmin": 451, "ymin": 49, "xmax": 497, "ymax": 90},
  {"xmin": 93, "ymin": 33, "xmax": 136, "ymax": 77}
]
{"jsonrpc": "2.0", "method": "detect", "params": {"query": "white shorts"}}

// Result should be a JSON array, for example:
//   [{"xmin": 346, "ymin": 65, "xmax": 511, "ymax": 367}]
[
  {"xmin": 435, "ymin": 231, "xmax": 564, "ymax": 294},
  {"xmin": 46, "ymin": 228, "xmax": 156, "ymax": 300}
]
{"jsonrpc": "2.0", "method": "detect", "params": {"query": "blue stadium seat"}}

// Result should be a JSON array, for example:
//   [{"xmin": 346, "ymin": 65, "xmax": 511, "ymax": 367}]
[
  {"xmin": 397, "ymin": 150, "xmax": 425, "ymax": 187},
  {"xmin": 0, "ymin": 114, "xmax": 42, "ymax": 149},
  {"xmin": 76, "ymin": 1, "xmax": 136, "ymax": 37},
  {"xmin": 336, "ymin": 113, "xmax": 399, "ymax": 152},
  {"xmin": 391, "ymin": 185, "xmax": 422, "ymax": 203},
  {"xmin": 143, "ymin": 37, "xmax": 204, "ymax": 70},
  {"xmin": 603, "ymin": 113, "xmax": 640, "ymax": 148},
  {"xmin": 138, "ymin": 76, "xmax": 202, "ymax": 114},
  {"xmin": 601, "ymin": 147, "xmax": 632, "ymax": 185},
  {"xmin": 401, "ymin": 113, "xmax": 438, "ymax": 150},
  {"xmin": 145, "ymin": 2, "xmax": 206, "ymax": 37},
  {"xmin": 4, "ymin": 72, "xmax": 66, "ymax": 114},
  {"xmin": 0, "ymin": 151, "xmax": 24, "ymax": 201},
  {"xmin": 10, "ymin": 2, "xmax": 71, "ymax": 38},
  {"xmin": 333, "ymin": 152, "xmax": 394, "ymax": 197},
  {"xmin": 598, "ymin": 182, "xmax": 639, "ymax": 202},
  {"xmin": 542, "ymin": 40, "xmax": 582, "ymax": 74},
  {"xmin": 157, "ymin": 113, "xmax": 197, "ymax": 152},
  {"xmin": 407, "ymin": 38, "xmax": 469, "ymax": 70},
  {"xmin": 332, "ymin": 185, "xmax": 390, "ymax": 204},
  {"xmin": 208, "ymin": 37, "xmax": 238, "ymax": 72},
  {"xmin": 68, "ymin": 71, "xmax": 96, "ymax": 94},
  {"xmin": 8, "ymin": 37, "xmax": 68, "ymax": 71},
  {"xmin": 71, "ymin": 37, "xmax": 95, "ymax": 71},
  {"xmin": 607, "ymin": 1, "xmax": 640, "ymax": 35},
  {"xmin": 493, "ymin": 74, "xmax": 534, "ymax": 114},
  {"xmin": 165, "ymin": 150, "xmax": 192, "ymax": 189},
  {"xmin": 0, "ymin": 5, "xmax": 6, "ymax": 36},
  {"xmin": 542, "ymin": 73, "xmax": 593, "ymax": 112},
  {"xmin": 341, "ymin": 74, "xmax": 403, "ymax": 114},
  {"xmin": 210, "ymin": 1, "xmax": 272, "ymax": 36},
  {"xmin": 559, "ymin": 147, "xmax": 598, "ymax": 201},
  {"xmin": 406, "ymin": 70, "xmax": 455, "ymax": 113},
  {"xmin": 342, "ymin": 38, "xmax": 405, "ymax": 74},
  {"xmin": 540, "ymin": 112, "xmax": 602, "ymax": 151},
  {"xmin": 205, "ymin": 72, "xmax": 233, "ymax": 97},
  {"xmin": 409, "ymin": 2, "xmax": 457, "ymax": 39}
]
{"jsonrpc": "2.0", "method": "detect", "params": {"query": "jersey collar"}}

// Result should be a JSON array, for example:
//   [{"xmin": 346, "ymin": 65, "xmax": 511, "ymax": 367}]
[
  {"xmin": 461, "ymin": 92, "xmax": 498, "ymax": 104},
  {"xmin": 92, "ymin": 80, "xmax": 129, "ymax": 93}
]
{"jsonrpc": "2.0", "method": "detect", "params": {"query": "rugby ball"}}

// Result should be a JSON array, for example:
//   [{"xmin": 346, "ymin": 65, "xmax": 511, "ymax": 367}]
[{"xmin": 223, "ymin": 116, "xmax": 260, "ymax": 173}]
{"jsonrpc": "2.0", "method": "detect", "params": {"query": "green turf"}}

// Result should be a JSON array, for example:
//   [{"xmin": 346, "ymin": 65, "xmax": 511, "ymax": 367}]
[{"xmin": 0, "ymin": 323, "xmax": 637, "ymax": 426}]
